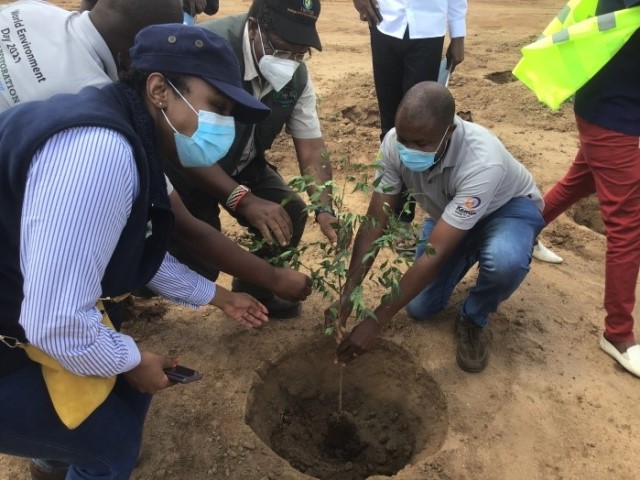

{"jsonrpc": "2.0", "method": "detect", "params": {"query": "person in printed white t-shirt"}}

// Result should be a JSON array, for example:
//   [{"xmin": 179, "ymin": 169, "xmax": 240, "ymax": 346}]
[
  {"xmin": 329, "ymin": 82, "xmax": 545, "ymax": 374},
  {"xmin": 0, "ymin": 0, "xmax": 183, "ymax": 111}
]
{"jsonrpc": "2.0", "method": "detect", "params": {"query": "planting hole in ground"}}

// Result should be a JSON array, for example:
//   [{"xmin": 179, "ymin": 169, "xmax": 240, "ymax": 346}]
[
  {"xmin": 569, "ymin": 195, "xmax": 604, "ymax": 235},
  {"xmin": 245, "ymin": 337, "xmax": 448, "ymax": 479},
  {"xmin": 485, "ymin": 70, "xmax": 517, "ymax": 84}
]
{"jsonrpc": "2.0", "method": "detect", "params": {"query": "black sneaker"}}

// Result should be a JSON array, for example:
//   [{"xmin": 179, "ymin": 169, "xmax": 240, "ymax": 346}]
[
  {"xmin": 231, "ymin": 278, "xmax": 301, "ymax": 320},
  {"xmin": 455, "ymin": 315, "xmax": 489, "ymax": 373},
  {"xmin": 29, "ymin": 459, "xmax": 68, "ymax": 480},
  {"xmin": 260, "ymin": 295, "xmax": 301, "ymax": 320}
]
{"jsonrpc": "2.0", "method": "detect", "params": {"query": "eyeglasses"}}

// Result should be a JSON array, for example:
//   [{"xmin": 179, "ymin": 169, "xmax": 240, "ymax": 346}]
[
  {"xmin": 257, "ymin": 24, "xmax": 311, "ymax": 63},
  {"xmin": 265, "ymin": 38, "xmax": 311, "ymax": 63}
]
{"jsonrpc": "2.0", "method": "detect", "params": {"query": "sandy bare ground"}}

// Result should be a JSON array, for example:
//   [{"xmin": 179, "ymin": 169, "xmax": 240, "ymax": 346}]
[{"xmin": 2, "ymin": 1, "xmax": 639, "ymax": 479}]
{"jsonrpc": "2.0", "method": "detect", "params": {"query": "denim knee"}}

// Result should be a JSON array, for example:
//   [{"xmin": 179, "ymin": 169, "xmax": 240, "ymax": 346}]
[
  {"xmin": 406, "ymin": 297, "xmax": 445, "ymax": 321},
  {"xmin": 480, "ymin": 254, "xmax": 529, "ymax": 291}
]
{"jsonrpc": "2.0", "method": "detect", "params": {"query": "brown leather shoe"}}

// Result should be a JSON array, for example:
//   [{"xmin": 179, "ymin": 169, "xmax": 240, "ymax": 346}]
[
  {"xmin": 29, "ymin": 459, "xmax": 68, "ymax": 480},
  {"xmin": 455, "ymin": 315, "xmax": 489, "ymax": 373}
]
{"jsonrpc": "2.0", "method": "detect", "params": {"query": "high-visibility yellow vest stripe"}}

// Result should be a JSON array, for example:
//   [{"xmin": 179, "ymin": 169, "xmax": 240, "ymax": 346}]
[
  {"xmin": 513, "ymin": 0, "xmax": 640, "ymax": 110},
  {"xmin": 597, "ymin": 12, "xmax": 616, "ymax": 31},
  {"xmin": 543, "ymin": 0, "xmax": 597, "ymax": 36}
]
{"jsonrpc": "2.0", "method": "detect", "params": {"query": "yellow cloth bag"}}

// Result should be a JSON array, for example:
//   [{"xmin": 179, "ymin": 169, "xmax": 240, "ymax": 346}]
[
  {"xmin": 513, "ymin": 0, "xmax": 640, "ymax": 109},
  {"xmin": 22, "ymin": 301, "xmax": 117, "ymax": 430}
]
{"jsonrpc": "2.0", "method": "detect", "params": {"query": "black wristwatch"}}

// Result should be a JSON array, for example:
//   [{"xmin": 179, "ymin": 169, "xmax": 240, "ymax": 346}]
[{"xmin": 314, "ymin": 206, "xmax": 336, "ymax": 221}]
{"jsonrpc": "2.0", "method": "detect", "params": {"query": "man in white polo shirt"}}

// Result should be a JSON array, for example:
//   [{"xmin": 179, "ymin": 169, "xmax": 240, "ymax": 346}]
[
  {"xmin": 351, "ymin": 0, "xmax": 466, "ymax": 251},
  {"xmin": 331, "ymin": 81, "xmax": 545, "ymax": 373}
]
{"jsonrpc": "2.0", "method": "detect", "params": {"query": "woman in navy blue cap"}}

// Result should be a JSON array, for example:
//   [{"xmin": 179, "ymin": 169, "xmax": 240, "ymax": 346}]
[{"xmin": 0, "ymin": 24, "xmax": 270, "ymax": 480}]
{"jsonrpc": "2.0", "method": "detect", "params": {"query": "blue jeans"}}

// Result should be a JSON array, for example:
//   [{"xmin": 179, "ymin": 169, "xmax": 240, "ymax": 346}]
[
  {"xmin": 406, "ymin": 197, "xmax": 544, "ymax": 327},
  {"xmin": 0, "ymin": 363, "xmax": 151, "ymax": 479}
]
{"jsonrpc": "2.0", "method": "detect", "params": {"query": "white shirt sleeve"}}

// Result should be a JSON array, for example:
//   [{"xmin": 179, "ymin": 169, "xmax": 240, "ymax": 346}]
[
  {"xmin": 20, "ymin": 127, "xmax": 141, "ymax": 377},
  {"xmin": 285, "ymin": 75, "xmax": 323, "ymax": 139},
  {"xmin": 147, "ymin": 252, "xmax": 216, "ymax": 307},
  {"xmin": 448, "ymin": 0, "xmax": 468, "ymax": 38}
]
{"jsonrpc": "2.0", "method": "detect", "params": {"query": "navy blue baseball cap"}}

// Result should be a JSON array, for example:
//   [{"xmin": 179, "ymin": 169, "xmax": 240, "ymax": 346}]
[{"xmin": 129, "ymin": 24, "xmax": 270, "ymax": 124}]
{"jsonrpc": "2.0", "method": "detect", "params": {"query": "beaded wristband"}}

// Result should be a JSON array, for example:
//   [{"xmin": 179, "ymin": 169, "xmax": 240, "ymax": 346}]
[{"xmin": 226, "ymin": 185, "xmax": 251, "ymax": 212}]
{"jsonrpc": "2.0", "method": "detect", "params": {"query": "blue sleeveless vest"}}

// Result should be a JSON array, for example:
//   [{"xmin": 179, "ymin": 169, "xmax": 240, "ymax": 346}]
[{"xmin": 0, "ymin": 84, "xmax": 173, "ymax": 370}]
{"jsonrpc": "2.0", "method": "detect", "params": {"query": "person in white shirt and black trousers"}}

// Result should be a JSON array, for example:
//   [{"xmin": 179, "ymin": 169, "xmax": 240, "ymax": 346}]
[{"xmin": 353, "ymin": 0, "xmax": 466, "ymax": 138}]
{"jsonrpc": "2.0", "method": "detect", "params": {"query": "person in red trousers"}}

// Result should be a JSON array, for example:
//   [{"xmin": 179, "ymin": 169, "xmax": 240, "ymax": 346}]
[{"xmin": 542, "ymin": 0, "xmax": 640, "ymax": 378}]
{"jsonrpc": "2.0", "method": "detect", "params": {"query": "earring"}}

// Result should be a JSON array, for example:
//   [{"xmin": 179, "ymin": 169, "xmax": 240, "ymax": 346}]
[{"xmin": 158, "ymin": 102, "xmax": 164, "ymax": 109}]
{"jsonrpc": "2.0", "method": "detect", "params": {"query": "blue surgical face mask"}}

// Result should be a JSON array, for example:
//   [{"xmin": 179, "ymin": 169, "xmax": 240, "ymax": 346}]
[
  {"xmin": 397, "ymin": 128, "xmax": 449, "ymax": 172},
  {"xmin": 162, "ymin": 80, "xmax": 235, "ymax": 168}
]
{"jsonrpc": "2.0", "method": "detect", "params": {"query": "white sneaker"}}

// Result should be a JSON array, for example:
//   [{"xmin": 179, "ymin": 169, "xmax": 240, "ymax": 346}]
[
  {"xmin": 600, "ymin": 336, "xmax": 640, "ymax": 378},
  {"xmin": 532, "ymin": 240, "xmax": 563, "ymax": 264}
]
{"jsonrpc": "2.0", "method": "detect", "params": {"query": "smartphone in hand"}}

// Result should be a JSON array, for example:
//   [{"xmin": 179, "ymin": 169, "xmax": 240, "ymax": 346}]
[{"xmin": 164, "ymin": 365, "xmax": 203, "ymax": 384}]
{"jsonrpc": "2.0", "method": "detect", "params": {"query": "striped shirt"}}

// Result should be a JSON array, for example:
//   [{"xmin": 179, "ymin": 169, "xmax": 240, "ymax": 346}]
[{"xmin": 19, "ymin": 126, "xmax": 215, "ymax": 377}]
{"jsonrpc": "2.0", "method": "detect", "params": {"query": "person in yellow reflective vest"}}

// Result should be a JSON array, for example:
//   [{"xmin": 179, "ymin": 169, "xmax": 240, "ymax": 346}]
[
  {"xmin": 513, "ymin": 0, "xmax": 640, "ymax": 109},
  {"xmin": 541, "ymin": 0, "xmax": 640, "ymax": 378}
]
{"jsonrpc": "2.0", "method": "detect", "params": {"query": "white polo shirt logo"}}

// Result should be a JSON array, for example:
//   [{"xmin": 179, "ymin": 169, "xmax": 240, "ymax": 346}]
[{"xmin": 455, "ymin": 196, "xmax": 481, "ymax": 218}]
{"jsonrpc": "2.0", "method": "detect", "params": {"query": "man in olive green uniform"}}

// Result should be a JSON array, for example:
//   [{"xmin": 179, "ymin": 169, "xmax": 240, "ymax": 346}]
[{"xmin": 165, "ymin": 0, "xmax": 337, "ymax": 318}]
